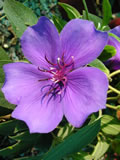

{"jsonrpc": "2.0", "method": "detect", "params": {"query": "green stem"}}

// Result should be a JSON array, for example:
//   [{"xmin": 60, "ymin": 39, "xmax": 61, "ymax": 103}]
[
  {"xmin": 82, "ymin": 0, "xmax": 89, "ymax": 20},
  {"xmin": 99, "ymin": 109, "xmax": 102, "ymax": 118},
  {"xmin": 109, "ymin": 85, "xmax": 120, "ymax": 95},
  {"xmin": 107, "ymin": 97, "xmax": 118, "ymax": 101},
  {"xmin": 106, "ymin": 104, "xmax": 117, "ymax": 110},
  {"xmin": 107, "ymin": 89, "xmax": 113, "ymax": 94},
  {"xmin": 110, "ymin": 70, "xmax": 120, "ymax": 77}
]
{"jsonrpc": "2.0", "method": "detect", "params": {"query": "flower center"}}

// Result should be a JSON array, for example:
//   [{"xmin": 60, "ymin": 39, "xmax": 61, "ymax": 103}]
[{"xmin": 38, "ymin": 55, "xmax": 74, "ymax": 103}]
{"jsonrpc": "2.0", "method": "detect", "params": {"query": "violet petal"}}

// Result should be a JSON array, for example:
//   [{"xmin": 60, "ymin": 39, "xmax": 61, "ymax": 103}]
[
  {"xmin": 60, "ymin": 19, "xmax": 108, "ymax": 68},
  {"xmin": 21, "ymin": 16, "xmax": 60, "ymax": 67},
  {"xmin": 63, "ymin": 67, "xmax": 108, "ymax": 127},
  {"xmin": 2, "ymin": 62, "xmax": 51, "ymax": 105}
]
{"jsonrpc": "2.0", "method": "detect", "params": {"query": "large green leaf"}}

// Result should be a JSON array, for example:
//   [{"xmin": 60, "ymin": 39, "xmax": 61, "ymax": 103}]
[
  {"xmin": 92, "ymin": 140, "xmax": 109, "ymax": 159},
  {"xmin": 101, "ymin": 115, "xmax": 120, "ymax": 135},
  {"xmin": 102, "ymin": 0, "xmax": 112, "ymax": 26},
  {"xmin": 4, "ymin": 0, "xmax": 38, "ymax": 37},
  {"xmin": 98, "ymin": 45, "xmax": 116, "ymax": 61},
  {"xmin": 43, "ymin": 119, "xmax": 101, "ymax": 160},
  {"xmin": 88, "ymin": 59, "xmax": 110, "ymax": 75},
  {"xmin": 58, "ymin": 2, "xmax": 81, "ymax": 19}
]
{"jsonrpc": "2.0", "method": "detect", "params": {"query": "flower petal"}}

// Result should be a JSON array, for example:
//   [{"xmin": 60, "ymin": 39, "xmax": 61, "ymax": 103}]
[
  {"xmin": 107, "ymin": 36, "xmax": 120, "ymax": 70},
  {"xmin": 63, "ymin": 67, "xmax": 108, "ymax": 127},
  {"xmin": 21, "ymin": 16, "xmax": 60, "ymax": 67},
  {"xmin": 110, "ymin": 26, "xmax": 120, "ymax": 37},
  {"xmin": 12, "ymin": 92, "xmax": 63, "ymax": 133},
  {"xmin": 60, "ymin": 19, "xmax": 108, "ymax": 68},
  {"xmin": 1, "ymin": 62, "xmax": 51, "ymax": 105}
]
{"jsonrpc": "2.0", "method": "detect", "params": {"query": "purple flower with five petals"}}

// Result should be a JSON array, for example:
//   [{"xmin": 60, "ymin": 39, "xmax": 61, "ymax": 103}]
[
  {"xmin": 107, "ymin": 26, "xmax": 120, "ymax": 70},
  {"xmin": 1, "ymin": 17, "xmax": 108, "ymax": 133}
]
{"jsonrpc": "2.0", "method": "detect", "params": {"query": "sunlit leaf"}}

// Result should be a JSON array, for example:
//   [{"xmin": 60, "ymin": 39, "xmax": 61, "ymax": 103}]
[
  {"xmin": 58, "ymin": 2, "xmax": 81, "ymax": 19},
  {"xmin": 98, "ymin": 45, "xmax": 116, "ymax": 61},
  {"xmin": 101, "ymin": 115, "xmax": 120, "ymax": 135},
  {"xmin": 88, "ymin": 59, "xmax": 110, "ymax": 75},
  {"xmin": 92, "ymin": 140, "xmax": 109, "ymax": 159}
]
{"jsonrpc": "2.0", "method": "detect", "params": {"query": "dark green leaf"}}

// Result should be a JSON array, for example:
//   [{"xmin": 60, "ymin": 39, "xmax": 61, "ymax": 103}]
[
  {"xmin": 52, "ymin": 15, "xmax": 67, "ymax": 32},
  {"xmin": 112, "ymin": 136, "xmax": 120, "ymax": 154},
  {"xmin": 98, "ymin": 45, "xmax": 116, "ymax": 61},
  {"xmin": 43, "ymin": 119, "xmax": 101, "ymax": 160},
  {"xmin": 88, "ymin": 59, "xmax": 110, "ymax": 75},
  {"xmin": 102, "ymin": 0, "xmax": 112, "ymax": 26},
  {"xmin": 58, "ymin": 2, "xmax": 81, "ymax": 19},
  {"xmin": 0, "ymin": 141, "xmax": 33, "ymax": 158},
  {"xmin": 101, "ymin": 115, "xmax": 120, "ymax": 135},
  {"xmin": 4, "ymin": 0, "xmax": 38, "ymax": 37},
  {"xmin": 0, "ymin": 120, "xmax": 27, "ymax": 136}
]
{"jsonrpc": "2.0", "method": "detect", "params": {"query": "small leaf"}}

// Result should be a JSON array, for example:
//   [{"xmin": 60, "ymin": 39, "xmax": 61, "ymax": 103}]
[
  {"xmin": 102, "ymin": 0, "xmax": 112, "ymax": 26},
  {"xmin": 52, "ymin": 15, "xmax": 67, "ymax": 32},
  {"xmin": 92, "ymin": 140, "xmax": 109, "ymax": 159},
  {"xmin": 43, "ymin": 119, "xmax": 101, "ymax": 160},
  {"xmin": 58, "ymin": 2, "xmax": 81, "ymax": 19},
  {"xmin": 4, "ymin": 0, "xmax": 38, "ymax": 37},
  {"xmin": 98, "ymin": 45, "xmax": 116, "ymax": 61},
  {"xmin": 101, "ymin": 115, "xmax": 120, "ymax": 135},
  {"xmin": 88, "ymin": 59, "xmax": 110, "ymax": 75}
]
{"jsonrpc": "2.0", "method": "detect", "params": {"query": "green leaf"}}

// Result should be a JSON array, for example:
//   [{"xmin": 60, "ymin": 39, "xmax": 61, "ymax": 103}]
[
  {"xmin": 82, "ymin": 11, "xmax": 110, "ymax": 31},
  {"xmin": 82, "ymin": 10, "xmax": 103, "ymax": 29},
  {"xmin": 58, "ymin": 2, "xmax": 81, "ymax": 19},
  {"xmin": 109, "ymin": 32, "xmax": 120, "ymax": 42},
  {"xmin": 101, "ymin": 115, "xmax": 120, "ymax": 135},
  {"xmin": 112, "ymin": 136, "xmax": 120, "ymax": 154},
  {"xmin": 4, "ymin": 0, "xmax": 38, "ymax": 37},
  {"xmin": 52, "ymin": 15, "xmax": 67, "ymax": 32},
  {"xmin": 98, "ymin": 45, "xmax": 116, "ymax": 61},
  {"xmin": 0, "ymin": 47, "xmax": 10, "ymax": 60},
  {"xmin": 88, "ymin": 59, "xmax": 110, "ymax": 75},
  {"xmin": 102, "ymin": 0, "xmax": 112, "ymax": 26},
  {"xmin": 92, "ymin": 140, "xmax": 109, "ymax": 159},
  {"xmin": 0, "ymin": 47, "xmax": 12, "ymax": 83},
  {"xmin": 0, "ymin": 140, "xmax": 34, "ymax": 159},
  {"xmin": 0, "ymin": 120, "xmax": 27, "ymax": 136},
  {"xmin": 43, "ymin": 119, "xmax": 101, "ymax": 160},
  {"xmin": 0, "ymin": 90, "xmax": 15, "ymax": 110},
  {"xmin": 0, "ymin": 131, "xmax": 51, "ymax": 159}
]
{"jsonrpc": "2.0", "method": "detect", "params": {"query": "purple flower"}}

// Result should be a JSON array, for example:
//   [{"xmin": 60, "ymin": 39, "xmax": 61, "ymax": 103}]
[
  {"xmin": 1, "ymin": 17, "xmax": 108, "ymax": 133},
  {"xmin": 107, "ymin": 26, "xmax": 120, "ymax": 70}
]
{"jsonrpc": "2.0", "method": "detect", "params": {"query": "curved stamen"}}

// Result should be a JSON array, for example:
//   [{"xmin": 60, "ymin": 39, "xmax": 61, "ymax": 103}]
[{"xmin": 45, "ymin": 55, "xmax": 56, "ymax": 66}]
